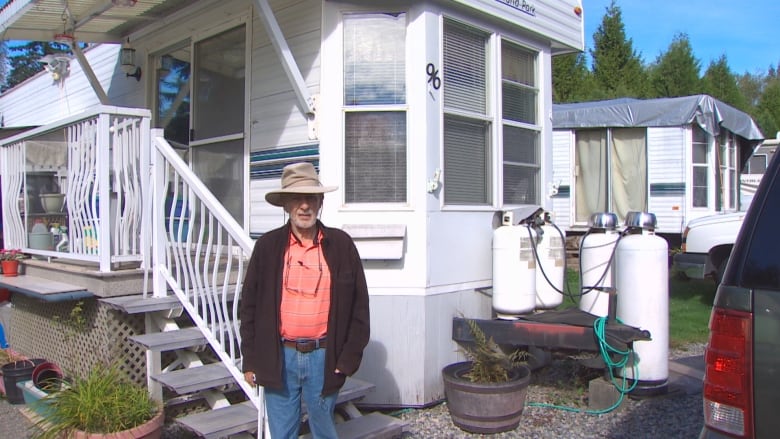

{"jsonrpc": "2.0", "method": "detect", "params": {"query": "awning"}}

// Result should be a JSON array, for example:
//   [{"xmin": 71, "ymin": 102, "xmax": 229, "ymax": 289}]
[{"xmin": 0, "ymin": 0, "xmax": 192, "ymax": 43}]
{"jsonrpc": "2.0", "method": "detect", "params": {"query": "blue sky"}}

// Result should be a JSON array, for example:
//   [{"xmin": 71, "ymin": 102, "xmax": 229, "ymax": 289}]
[{"xmin": 583, "ymin": 0, "xmax": 780, "ymax": 75}]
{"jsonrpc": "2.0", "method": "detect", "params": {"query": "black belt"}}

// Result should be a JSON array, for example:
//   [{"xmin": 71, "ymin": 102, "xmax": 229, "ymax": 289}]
[{"xmin": 282, "ymin": 338, "xmax": 326, "ymax": 353}]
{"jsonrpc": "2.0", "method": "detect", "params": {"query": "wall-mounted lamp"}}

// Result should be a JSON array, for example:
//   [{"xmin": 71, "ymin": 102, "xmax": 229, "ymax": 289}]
[{"xmin": 120, "ymin": 39, "xmax": 142, "ymax": 81}]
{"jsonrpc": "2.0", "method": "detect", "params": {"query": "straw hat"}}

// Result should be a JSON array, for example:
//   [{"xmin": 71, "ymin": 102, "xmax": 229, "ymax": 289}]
[{"xmin": 265, "ymin": 162, "xmax": 337, "ymax": 207}]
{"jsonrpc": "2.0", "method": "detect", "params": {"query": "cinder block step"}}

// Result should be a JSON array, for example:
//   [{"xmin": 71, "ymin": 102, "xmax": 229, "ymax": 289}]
[
  {"xmin": 176, "ymin": 400, "xmax": 257, "ymax": 439},
  {"xmin": 300, "ymin": 412, "xmax": 407, "ymax": 439},
  {"xmin": 101, "ymin": 294, "xmax": 182, "ymax": 314},
  {"xmin": 152, "ymin": 362, "xmax": 234, "ymax": 394},
  {"xmin": 128, "ymin": 327, "xmax": 205, "ymax": 351}
]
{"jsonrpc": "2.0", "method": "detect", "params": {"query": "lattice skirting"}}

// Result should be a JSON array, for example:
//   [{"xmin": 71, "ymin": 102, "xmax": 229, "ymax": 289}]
[{"xmin": 8, "ymin": 295, "xmax": 147, "ymax": 386}]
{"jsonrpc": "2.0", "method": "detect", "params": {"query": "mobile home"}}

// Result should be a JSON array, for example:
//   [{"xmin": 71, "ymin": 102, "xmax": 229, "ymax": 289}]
[
  {"xmin": 0, "ymin": 0, "xmax": 586, "ymax": 419},
  {"xmin": 550, "ymin": 95, "xmax": 763, "ymax": 242}
]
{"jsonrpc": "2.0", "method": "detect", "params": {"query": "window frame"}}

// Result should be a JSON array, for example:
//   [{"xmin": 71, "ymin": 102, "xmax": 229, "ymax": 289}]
[
  {"xmin": 341, "ymin": 11, "xmax": 409, "ymax": 206},
  {"xmin": 441, "ymin": 17, "xmax": 542, "ymax": 209}
]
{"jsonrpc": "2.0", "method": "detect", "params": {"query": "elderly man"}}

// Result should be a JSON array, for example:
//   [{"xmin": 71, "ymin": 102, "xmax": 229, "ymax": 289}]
[{"xmin": 239, "ymin": 162, "xmax": 370, "ymax": 438}]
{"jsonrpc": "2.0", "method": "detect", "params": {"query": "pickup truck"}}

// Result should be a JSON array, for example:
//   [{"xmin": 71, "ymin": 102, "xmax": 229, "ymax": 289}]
[{"xmin": 672, "ymin": 212, "xmax": 746, "ymax": 284}]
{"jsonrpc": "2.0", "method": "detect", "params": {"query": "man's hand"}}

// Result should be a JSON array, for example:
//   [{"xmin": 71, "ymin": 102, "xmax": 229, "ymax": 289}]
[{"xmin": 244, "ymin": 371, "xmax": 256, "ymax": 386}]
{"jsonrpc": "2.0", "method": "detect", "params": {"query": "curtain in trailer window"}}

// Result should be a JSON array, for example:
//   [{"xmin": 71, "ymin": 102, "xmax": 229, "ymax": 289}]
[
  {"xmin": 611, "ymin": 128, "xmax": 647, "ymax": 221},
  {"xmin": 575, "ymin": 130, "xmax": 608, "ymax": 222},
  {"xmin": 343, "ymin": 13, "xmax": 407, "ymax": 203},
  {"xmin": 692, "ymin": 125, "xmax": 709, "ymax": 208}
]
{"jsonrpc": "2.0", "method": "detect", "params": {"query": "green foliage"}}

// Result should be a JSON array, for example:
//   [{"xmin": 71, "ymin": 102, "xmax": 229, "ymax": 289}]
[
  {"xmin": 755, "ymin": 77, "xmax": 780, "ymax": 137},
  {"xmin": 589, "ymin": 0, "xmax": 648, "ymax": 99},
  {"xmin": 649, "ymin": 33, "xmax": 702, "ymax": 98},
  {"xmin": 668, "ymin": 276, "xmax": 716, "ymax": 347},
  {"xmin": 552, "ymin": 52, "xmax": 593, "ymax": 103},
  {"xmin": 33, "ymin": 364, "xmax": 159, "ymax": 438},
  {"xmin": 460, "ymin": 319, "xmax": 527, "ymax": 384},
  {"xmin": 702, "ymin": 55, "xmax": 749, "ymax": 111}
]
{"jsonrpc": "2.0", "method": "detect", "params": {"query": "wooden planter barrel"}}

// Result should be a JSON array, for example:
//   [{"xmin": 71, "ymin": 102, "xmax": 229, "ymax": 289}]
[{"xmin": 442, "ymin": 361, "xmax": 531, "ymax": 434}]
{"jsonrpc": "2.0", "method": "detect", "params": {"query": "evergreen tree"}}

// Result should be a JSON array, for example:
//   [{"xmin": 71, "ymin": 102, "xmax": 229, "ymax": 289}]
[
  {"xmin": 552, "ymin": 52, "xmax": 592, "ymax": 103},
  {"xmin": 701, "ymin": 55, "xmax": 748, "ymax": 111},
  {"xmin": 755, "ymin": 76, "xmax": 780, "ymax": 138},
  {"xmin": 648, "ymin": 33, "xmax": 701, "ymax": 98},
  {"xmin": 589, "ymin": 0, "xmax": 647, "ymax": 99}
]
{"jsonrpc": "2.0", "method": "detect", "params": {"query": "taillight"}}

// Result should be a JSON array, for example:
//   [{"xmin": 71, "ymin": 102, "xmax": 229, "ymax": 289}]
[{"xmin": 703, "ymin": 307, "xmax": 753, "ymax": 437}]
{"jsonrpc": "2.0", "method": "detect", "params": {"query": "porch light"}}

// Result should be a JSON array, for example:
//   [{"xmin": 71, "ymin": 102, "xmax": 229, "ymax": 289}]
[{"xmin": 120, "ymin": 39, "xmax": 142, "ymax": 81}]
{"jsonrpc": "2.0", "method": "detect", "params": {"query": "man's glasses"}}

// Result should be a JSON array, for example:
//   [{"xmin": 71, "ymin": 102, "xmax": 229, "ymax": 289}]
[{"xmin": 284, "ymin": 248, "xmax": 323, "ymax": 297}]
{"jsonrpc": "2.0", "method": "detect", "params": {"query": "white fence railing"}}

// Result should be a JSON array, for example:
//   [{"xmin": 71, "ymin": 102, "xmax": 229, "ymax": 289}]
[
  {"xmin": 0, "ymin": 106, "xmax": 151, "ymax": 272},
  {"xmin": 149, "ymin": 129, "xmax": 262, "ymax": 415}
]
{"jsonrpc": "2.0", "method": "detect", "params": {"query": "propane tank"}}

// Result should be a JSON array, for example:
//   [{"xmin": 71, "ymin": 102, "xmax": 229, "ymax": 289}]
[
  {"xmin": 578, "ymin": 212, "xmax": 619, "ymax": 317},
  {"xmin": 534, "ymin": 213, "xmax": 564, "ymax": 309},
  {"xmin": 615, "ymin": 211, "xmax": 669, "ymax": 396},
  {"xmin": 492, "ymin": 224, "xmax": 537, "ymax": 319}
]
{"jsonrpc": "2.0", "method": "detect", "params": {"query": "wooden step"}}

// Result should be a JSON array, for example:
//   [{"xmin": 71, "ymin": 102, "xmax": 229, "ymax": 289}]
[
  {"xmin": 300, "ymin": 412, "xmax": 407, "ymax": 439},
  {"xmin": 101, "ymin": 294, "xmax": 182, "ymax": 314},
  {"xmin": 175, "ymin": 377, "xmax": 378, "ymax": 438},
  {"xmin": 152, "ymin": 362, "xmax": 234, "ymax": 394},
  {"xmin": 177, "ymin": 400, "xmax": 257, "ymax": 439},
  {"xmin": 128, "ymin": 327, "xmax": 205, "ymax": 351}
]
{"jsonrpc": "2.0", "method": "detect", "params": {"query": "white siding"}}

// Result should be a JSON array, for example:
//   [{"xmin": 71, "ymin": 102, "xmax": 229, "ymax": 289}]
[
  {"xmin": 249, "ymin": 0, "xmax": 321, "ymax": 150},
  {"xmin": 0, "ymin": 44, "xmax": 120, "ymax": 127},
  {"xmin": 647, "ymin": 126, "xmax": 686, "ymax": 234},
  {"xmin": 551, "ymin": 129, "xmax": 572, "ymax": 228}
]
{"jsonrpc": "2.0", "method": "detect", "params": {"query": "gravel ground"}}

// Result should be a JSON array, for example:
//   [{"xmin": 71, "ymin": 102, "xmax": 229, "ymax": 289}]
[
  {"xmin": 395, "ymin": 343, "xmax": 706, "ymax": 439},
  {"xmin": 0, "ymin": 343, "xmax": 705, "ymax": 439}
]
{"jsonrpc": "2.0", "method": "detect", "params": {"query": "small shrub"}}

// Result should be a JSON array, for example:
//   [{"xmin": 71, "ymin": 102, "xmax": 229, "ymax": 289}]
[{"xmin": 34, "ymin": 364, "xmax": 158, "ymax": 438}]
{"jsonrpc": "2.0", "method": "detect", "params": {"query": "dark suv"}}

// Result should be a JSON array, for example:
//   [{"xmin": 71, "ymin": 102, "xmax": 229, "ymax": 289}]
[{"xmin": 700, "ymin": 149, "xmax": 780, "ymax": 438}]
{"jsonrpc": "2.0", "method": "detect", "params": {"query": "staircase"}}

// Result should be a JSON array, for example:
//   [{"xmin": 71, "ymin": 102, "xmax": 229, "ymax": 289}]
[
  {"xmin": 102, "ymin": 290, "xmax": 406, "ymax": 438},
  {"xmin": 94, "ymin": 131, "xmax": 406, "ymax": 437}
]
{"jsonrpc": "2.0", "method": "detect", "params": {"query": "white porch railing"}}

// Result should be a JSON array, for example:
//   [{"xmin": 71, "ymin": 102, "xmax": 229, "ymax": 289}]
[
  {"xmin": 149, "ymin": 129, "xmax": 263, "ymax": 417},
  {"xmin": 0, "ymin": 105, "xmax": 151, "ymax": 272}
]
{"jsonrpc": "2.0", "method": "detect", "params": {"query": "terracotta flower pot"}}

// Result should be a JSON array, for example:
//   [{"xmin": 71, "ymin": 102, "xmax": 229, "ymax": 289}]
[
  {"xmin": 1, "ymin": 260, "xmax": 19, "ymax": 277},
  {"xmin": 70, "ymin": 407, "xmax": 165, "ymax": 439}
]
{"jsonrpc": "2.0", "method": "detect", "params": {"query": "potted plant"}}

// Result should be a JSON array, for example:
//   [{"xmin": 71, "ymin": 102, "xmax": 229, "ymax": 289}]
[
  {"xmin": 0, "ymin": 249, "xmax": 25, "ymax": 277},
  {"xmin": 442, "ymin": 318, "xmax": 531, "ymax": 434},
  {"xmin": 33, "ymin": 364, "xmax": 163, "ymax": 439}
]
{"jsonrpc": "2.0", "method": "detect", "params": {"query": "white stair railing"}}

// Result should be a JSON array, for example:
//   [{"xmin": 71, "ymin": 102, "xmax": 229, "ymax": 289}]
[{"xmin": 149, "ymin": 129, "xmax": 262, "ymax": 418}]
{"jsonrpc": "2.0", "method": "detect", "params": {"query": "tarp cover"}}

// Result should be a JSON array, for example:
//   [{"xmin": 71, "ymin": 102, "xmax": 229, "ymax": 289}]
[{"xmin": 553, "ymin": 94, "xmax": 764, "ymax": 142}]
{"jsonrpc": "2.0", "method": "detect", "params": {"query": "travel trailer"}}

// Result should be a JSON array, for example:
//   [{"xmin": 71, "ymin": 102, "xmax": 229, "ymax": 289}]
[
  {"xmin": 741, "ymin": 132, "xmax": 778, "ymax": 207},
  {"xmin": 550, "ymin": 95, "xmax": 764, "ymax": 243}
]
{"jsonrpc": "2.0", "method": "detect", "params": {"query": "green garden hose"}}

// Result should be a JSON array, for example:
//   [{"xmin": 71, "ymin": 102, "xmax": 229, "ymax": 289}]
[{"xmin": 527, "ymin": 316, "xmax": 639, "ymax": 414}]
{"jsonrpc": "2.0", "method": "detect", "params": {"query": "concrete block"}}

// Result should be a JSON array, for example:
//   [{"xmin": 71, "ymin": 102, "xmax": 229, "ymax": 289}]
[{"xmin": 588, "ymin": 376, "xmax": 626, "ymax": 412}]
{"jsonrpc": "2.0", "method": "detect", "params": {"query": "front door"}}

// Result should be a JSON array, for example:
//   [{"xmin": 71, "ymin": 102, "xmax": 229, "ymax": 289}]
[{"xmin": 154, "ymin": 24, "xmax": 248, "ymax": 227}]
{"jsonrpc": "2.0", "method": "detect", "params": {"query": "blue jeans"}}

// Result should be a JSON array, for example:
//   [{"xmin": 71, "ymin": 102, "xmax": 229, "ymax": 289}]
[{"xmin": 265, "ymin": 345, "xmax": 338, "ymax": 439}]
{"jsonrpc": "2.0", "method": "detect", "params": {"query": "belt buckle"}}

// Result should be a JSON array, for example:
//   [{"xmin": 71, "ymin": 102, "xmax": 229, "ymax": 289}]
[{"xmin": 296, "ymin": 340, "xmax": 316, "ymax": 353}]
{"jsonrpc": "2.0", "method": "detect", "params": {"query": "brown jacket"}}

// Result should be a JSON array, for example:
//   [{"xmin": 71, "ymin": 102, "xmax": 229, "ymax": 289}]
[{"xmin": 239, "ymin": 221, "xmax": 370, "ymax": 395}]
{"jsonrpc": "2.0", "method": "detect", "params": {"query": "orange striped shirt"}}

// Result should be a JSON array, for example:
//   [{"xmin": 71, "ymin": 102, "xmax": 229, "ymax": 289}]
[{"xmin": 279, "ymin": 230, "xmax": 331, "ymax": 339}]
